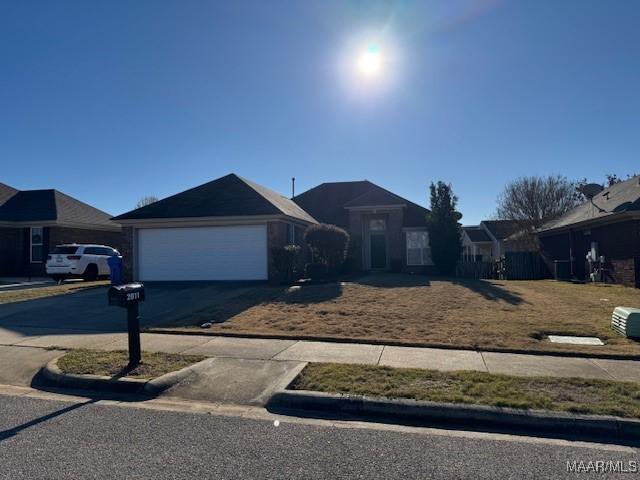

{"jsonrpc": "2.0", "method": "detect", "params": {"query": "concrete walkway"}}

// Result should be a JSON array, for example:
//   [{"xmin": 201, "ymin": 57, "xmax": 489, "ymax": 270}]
[{"xmin": 3, "ymin": 326, "xmax": 640, "ymax": 382}]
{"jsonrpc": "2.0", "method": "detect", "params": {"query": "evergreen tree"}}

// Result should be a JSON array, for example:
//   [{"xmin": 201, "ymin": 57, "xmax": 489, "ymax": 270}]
[{"xmin": 426, "ymin": 182, "xmax": 462, "ymax": 275}]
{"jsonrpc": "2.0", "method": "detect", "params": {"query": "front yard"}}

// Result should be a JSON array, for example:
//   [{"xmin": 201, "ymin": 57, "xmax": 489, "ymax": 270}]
[
  {"xmin": 0, "ymin": 280, "xmax": 109, "ymax": 305},
  {"xmin": 163, "ymin": 274, "xmax": 640, "ymax": 356},
  {"xmin": 291, "ymin": 363, "xmax": 640, "ymax": 419}
]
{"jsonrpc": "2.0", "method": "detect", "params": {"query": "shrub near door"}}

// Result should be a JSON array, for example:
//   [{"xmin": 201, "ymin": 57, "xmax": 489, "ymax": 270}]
[{"xmin": 304, "ymin": 224, "xmax": 350, "ymax": 278}]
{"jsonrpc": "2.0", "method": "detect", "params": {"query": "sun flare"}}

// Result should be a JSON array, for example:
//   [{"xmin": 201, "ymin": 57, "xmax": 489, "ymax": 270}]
[{"xmin": 356, "ymin": 45, "xmax": 383, "ymax": 77}]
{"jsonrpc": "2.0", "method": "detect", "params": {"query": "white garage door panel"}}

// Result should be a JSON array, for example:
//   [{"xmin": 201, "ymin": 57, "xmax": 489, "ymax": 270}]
[{"xmin": 137, "ymin": 225, "xmax": 267, "ymax": 281}]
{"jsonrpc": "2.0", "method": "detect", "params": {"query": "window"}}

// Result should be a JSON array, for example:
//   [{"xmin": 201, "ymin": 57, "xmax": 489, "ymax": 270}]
[
  {"xmin": 406, "ymin": 231, "xmax": 431, "ymax": 266},
  {"xmin": 50, "ymin": 246, "xmax": 79, "ymax": 255},
  {"xmin": 369, "ymin": 219, "xmax": 386, "ymax": 231},
  {"xmin": 286, "ymin": 223, "xmax": 296, "ymax": 244},
  {"xmin": 30, "ymin": 227, "xmax": 44, "ymax": 263}
]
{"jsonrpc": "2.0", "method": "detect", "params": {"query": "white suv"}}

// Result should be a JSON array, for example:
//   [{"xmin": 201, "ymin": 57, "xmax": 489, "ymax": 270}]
[{"xmin": 46, "ymin": 244, "xmax": 121, "ymax": 282}]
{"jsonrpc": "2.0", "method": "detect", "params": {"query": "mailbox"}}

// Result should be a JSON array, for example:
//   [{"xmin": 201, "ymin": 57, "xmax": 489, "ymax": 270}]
[
  {"xmin": 108, "ymin": 283, "xmax": 145, "ymax": 308},
  {"xmin": 108, "ymin": 282, "xmax": 145, "ymax": 368}
]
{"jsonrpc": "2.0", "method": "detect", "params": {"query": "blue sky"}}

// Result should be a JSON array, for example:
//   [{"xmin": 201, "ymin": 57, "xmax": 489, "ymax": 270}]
[{"xmin": 1, "ymin": 0, "xmax": 638, "ymax": 224}]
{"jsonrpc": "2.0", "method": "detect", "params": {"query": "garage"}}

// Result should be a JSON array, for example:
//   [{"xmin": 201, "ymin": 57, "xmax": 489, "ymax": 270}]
[{"xmin": 137, "ymin": 224, "xmax": 268, "ymax": 281}]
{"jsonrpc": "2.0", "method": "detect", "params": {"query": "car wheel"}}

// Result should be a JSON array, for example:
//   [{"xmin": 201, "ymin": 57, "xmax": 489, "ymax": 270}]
[{"xmin": 82, "ymin": 264, "xmax": 99, "ymax": 282}]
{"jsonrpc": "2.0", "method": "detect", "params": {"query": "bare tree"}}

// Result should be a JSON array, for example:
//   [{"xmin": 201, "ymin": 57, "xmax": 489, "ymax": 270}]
[
  {"xmin": 495, "ymin": 175, "xmax": 582, "ymax": 249},
  {"xmin": 135, "ymin": 195, "xmax": 159, "ymax": 209},
  {"xmin": 605, "ymin": 173, "xmax": 639, "ymax": 186}
]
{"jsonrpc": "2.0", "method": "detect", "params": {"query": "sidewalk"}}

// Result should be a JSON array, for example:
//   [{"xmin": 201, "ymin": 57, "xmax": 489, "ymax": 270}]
[{"xmin": 3, "ymin": 326, "xmax": 640, "ymax": 382}]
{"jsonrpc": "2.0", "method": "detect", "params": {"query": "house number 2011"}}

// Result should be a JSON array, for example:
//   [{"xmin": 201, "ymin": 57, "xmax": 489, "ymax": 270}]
[{"xmin": 126, "ymin": 292, "xmax": 140, "ymax": 301}]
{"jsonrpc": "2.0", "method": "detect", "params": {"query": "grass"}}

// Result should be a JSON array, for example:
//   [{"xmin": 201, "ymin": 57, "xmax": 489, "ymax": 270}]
[
  {"xmin": 57, "ymin": 349, "xmax": 207, "ymax": 380},
  {"xmin": 291, "ymin": 363, "xmax": 640, "ymax": 419},
  {"xmin": 0, "ymin": 280, "xmax": 109, "ymax": 304},
  {"xmin": 164, "ymin": 274, "xmax": 640, "ymax": 356}
]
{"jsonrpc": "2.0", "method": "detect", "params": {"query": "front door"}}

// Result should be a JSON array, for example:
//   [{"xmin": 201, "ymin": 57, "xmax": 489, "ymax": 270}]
[{"xmin": 370, "ymin": 233, "xmax": 387, "ymax": 269}]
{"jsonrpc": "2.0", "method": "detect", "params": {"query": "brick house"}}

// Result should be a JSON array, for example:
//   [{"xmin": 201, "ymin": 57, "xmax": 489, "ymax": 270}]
[
  {"xmin": 112, "ymin": 174, "xmax": 316, "ymax": 282},
  {"xmin": 292, "ymin": 181, "xmax": 433, "ymax": 273},
  {"xmin": 0, "ymin": 183, "xmax": 122, "ymax": 277},
  {"xmin": 538, "ymin": 176, "xmax": 640, "ymax": 288}
]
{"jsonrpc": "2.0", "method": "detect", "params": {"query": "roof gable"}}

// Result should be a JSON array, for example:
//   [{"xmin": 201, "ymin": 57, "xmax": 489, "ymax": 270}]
[
  {"xmin": 540, "ymin": 176, "xmax": 640, "ymax": 232},
  {"xmin": 0, "ymin": 190, "xmax": 57, "ymax": 222},
  {"xmin": 463, "ymin": 226, "xmax": 492, "ymax": 242},
  {"xmin": 481, "ymin": 220, "xmax": 521, "ymax": 240},
  {"xmin": 293, "ymin": 180, "xmax": 428, "ymax": 228},
  {"xmin": 0, "ymin": 188, "xmax": 117, "ymax": 228},
  {"xmin": 113, "ymin": 173, "xmax": 316, "ymax": 223},
  {"xmin": 292, "ymin": 181, "xmax": 375, "ymax": 227},
  {"xmin": 343, "ymin": 186, "xmax": 407, "ymax": 208},
  {"xmin": 0, "ymin": 183, "xmax": 18, "ymax": 206}
]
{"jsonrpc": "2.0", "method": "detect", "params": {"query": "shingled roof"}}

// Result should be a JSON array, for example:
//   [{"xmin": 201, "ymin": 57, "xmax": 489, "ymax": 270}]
[
  {"xmin": 113, "ymin": 173, "xmax": 316, "ymax": 224},
  {"xmin": 0, "ymin": 185, "xmax": 118, "ymax": 229},
  {"xmin": 540, "ymin": 176, "xmax": 640, "ymax": 233},
  {"xmin": 463, "ymin": 226, "xmax": 492, "ymax": 242},
  {"xmin": 482, "ymin": 220, "xmax": 522, "ymax": 240},
  {"xmin": 293, "ymin": 180, "xmax": 428, "ymax": 228}
]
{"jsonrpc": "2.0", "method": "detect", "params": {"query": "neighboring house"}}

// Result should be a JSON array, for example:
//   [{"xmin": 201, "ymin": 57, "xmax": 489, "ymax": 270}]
[
  {"xmin": 461, "ymin": 220, "xmax": 522, "ymax": 262},
  {"xmin": 461, "ymin": 226, "xmax": 493, "ymax": 261},
  {"xmin": 292, "ymin": 180, "xmax": 433, "ymax": 273},
  {"xmin": 112, "ymin": 174, "xmax": 316, "ymax": 281},
  {"xmin": 0, "ymin": 183, "xmax": 121, "ymax": 277},
  {"xmin": 538, "ymin": 176, "xmax": 640, "ymax": 288}
]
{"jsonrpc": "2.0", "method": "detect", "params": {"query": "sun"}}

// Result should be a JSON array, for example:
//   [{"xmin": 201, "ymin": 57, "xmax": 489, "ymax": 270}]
[{"xmin": 356, "ymin": 44, "xmax": 383, "ymax": 77}]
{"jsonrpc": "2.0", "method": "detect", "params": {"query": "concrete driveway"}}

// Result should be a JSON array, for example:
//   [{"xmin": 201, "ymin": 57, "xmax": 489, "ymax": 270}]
[{"xmin": 0, "ymin": 282, "xmax": 248, "ymax": 335}]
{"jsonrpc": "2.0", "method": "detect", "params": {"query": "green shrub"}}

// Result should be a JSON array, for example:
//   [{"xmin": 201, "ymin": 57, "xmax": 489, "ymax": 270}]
[
  {"xmin": 271, "ymin": 244, "xmax": 302, "ymax": 283},
  {"xmin": 304, "ymin": 223, "xmax": 350, "ymax": 274}
]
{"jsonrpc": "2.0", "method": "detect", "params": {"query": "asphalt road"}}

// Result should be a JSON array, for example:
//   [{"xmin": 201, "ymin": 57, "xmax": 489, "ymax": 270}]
[{"xmin": 0, "ymin": 392, "xmax": 636, "ymax": 479}]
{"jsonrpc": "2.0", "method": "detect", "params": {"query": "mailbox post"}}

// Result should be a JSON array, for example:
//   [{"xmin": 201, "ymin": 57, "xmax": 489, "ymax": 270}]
[{"xmin": 108, "ymin": 283, "xmax": 145, "ymax": 369}]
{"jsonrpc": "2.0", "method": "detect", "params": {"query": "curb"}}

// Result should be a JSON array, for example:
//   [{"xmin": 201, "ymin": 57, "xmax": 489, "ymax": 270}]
[
  {"xmin": 267, "ymin": 390, "xmax": 640, "ymax": 445},
  {"xmin": 40, "ymin": 356, "xmax": 201, "ymax": 397},
  {"xmin": 143, "ymin": 329, "xmax": 640, "ymax": 361}
]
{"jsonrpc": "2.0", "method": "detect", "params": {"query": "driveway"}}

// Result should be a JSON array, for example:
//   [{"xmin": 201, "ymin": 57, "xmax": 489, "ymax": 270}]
[{"xmin": 0, "ymin": 283, "xmax": 249, "ymax": 336}]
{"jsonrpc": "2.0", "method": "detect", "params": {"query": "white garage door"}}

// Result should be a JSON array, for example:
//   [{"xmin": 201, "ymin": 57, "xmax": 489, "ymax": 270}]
[{"xmin": 137, "ymin": 225, "xmax": 268, "ymax": 281}]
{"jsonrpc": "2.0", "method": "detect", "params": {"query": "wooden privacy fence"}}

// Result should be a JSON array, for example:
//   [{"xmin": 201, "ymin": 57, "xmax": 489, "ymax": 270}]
[
  {"xmin": 501, "ymin": 252, "xmax": 549, "ymax": 280},
  {"xmin": 455, "ymin": 261, "xmax": 496, "ymax": 280},
  {"xmin": 456, "ymin": 252, "xmax": 549, "ymax": 280}
]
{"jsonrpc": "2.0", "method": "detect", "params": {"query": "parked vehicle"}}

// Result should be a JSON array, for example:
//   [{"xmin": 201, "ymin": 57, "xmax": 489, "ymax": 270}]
[{"xmin": 45, "ymin": 244, "xmax": 121, "ymax": 281}]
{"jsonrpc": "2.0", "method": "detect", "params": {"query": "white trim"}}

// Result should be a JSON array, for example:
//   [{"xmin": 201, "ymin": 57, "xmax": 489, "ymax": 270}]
[
  {"xmin": 405, "ymin": 230, "xmax": 433, "ymax": 266},
  {"xmin": 0, "ymin": 220, "xmax": 120, "ymax": 231},
  {"xmin": 30, "ymin": 226, "xmax": 44, "ymax": 263},
  {"xmin": 115, "ymin": 214, "xmax": 314, "ymax": 228}
]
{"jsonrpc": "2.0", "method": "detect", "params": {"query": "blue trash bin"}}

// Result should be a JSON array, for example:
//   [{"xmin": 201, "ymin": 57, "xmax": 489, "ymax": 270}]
[{"xmin": 107, "ymin": 255, "xmax": 123, "ymax": 285}]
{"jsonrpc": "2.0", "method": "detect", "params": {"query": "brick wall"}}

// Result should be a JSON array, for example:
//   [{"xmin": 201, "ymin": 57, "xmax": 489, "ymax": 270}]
[
  {"xmin": 387, "ymin": 209, "xmax": 403, "ymax": 268},
  {"xmin": 347, "ymin": 211, "xmax": 364, "ymax": 270},
  {"xmin": 267, "ymin": 221, "xmax": 288, "ymax": 281},
  {"xmin": 120, "ymin": 227, "xmax": 135, "ymax": 282},
  {"xmin": 540, "ymin": 219, "xmax": 639, "ymax": 288},
  {"xmin": 48, "ymin": 227, "xmax": 123, "ymax": 252}
]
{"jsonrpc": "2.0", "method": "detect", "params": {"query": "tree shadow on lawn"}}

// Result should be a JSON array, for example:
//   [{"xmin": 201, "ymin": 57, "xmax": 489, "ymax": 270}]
[
  {"xmin": 351, "ymin": 273, "xmax": 431, "ymax": 288},
  {"xmin": 448, "ymin": 278, "xmax": 527, "ymax": 305},
  {"xmin": 171, "ymin": 282, "xmax": 343, "ymax": 327}
]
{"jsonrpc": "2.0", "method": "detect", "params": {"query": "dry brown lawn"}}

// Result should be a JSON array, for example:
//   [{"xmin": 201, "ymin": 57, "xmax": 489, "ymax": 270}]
[
  {"xmin": 58, "ymin": 349, "xmax": 206, "ymax": 379},
  {"xmin": 166, "ymin": 274, "xmax": 640, "ymax": 356},
  {"xmin": 0, "ymin": 280, "xmax": 109, "ymax": 304},
  {"xmin": 292, "ymin": 363, "xmax": 640, "ymax": 418}
]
